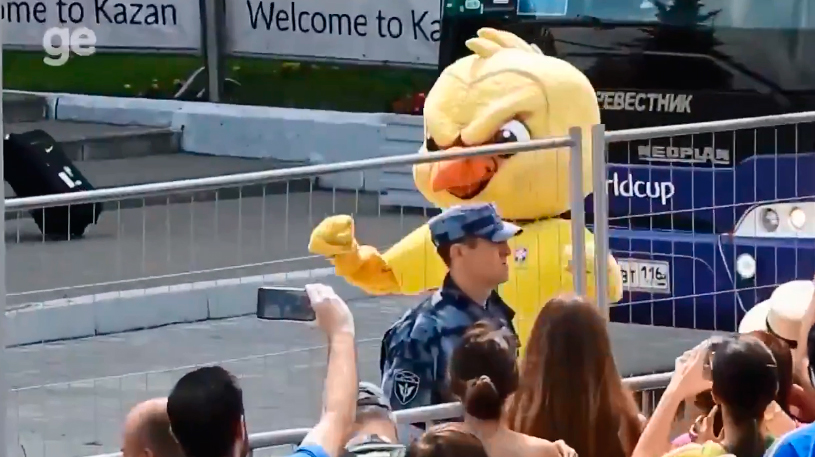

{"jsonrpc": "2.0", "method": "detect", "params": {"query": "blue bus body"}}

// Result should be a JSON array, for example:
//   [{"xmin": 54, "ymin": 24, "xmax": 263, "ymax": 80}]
[{"xmin": 592, "ymin": 154, "xmax": 815, "ymax": 331}]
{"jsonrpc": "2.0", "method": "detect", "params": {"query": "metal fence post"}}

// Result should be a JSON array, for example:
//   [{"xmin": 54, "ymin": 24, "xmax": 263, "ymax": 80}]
[
  {"xmin": 200, "ymin": 0, "xmax": 226, "ymax": 102},
  {"xmin": 591, "ymin": 124, "xmax": 610, "ymax": 318},
  {"xmin": 0, "ymin": 21, "xmax": 8, "ymax": 457},
  {"xmin": 568, "ymin": 127, "xmax": 587, "ymax": 296}
]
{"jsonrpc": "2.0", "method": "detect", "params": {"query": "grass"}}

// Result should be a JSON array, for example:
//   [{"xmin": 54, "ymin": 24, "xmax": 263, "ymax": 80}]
[{"xmin": 4, "ymin": 50, "xmax": 438, "ymax": 113}]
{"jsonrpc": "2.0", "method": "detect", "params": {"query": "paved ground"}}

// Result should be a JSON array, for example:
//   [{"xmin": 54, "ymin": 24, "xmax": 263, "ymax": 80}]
[{"xmin": 2, "ymin": 295, "xmax": 719, "ymax": 457}]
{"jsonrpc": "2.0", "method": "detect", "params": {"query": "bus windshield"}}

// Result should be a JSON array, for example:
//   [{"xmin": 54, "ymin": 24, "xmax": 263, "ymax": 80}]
[
  {"xmin": 440, "ymin": 0, "xmax": 815, "ymax": 99},
  {"xmin": 510, "ymin": 0, "xmax": 814, "ymax": 30}
]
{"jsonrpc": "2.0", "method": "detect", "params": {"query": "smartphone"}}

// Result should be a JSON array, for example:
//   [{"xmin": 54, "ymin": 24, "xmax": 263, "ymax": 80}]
[{"xmin": 256, "ymin": 287, "xmax": 315, "ymax": 321}]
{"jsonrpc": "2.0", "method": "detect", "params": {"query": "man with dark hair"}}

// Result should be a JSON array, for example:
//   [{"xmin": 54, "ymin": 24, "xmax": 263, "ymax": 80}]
[
  {"xmin": 167, "ymin": 366, "xmax": 247, "ymax": 457},
  {"xmin": 380, "ymin": 203, "xmax": 520, "ymax": 416},
  {"xmin": 167, "ymin": 283, "xmax": 357, "ymax": 457},
  {"xmin": 122, "ymin": 398, "xmax": 183, "ymax": 457}
]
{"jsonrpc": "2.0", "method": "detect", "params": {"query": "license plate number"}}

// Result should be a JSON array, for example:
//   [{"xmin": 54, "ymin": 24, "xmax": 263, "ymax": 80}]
[{"xmin": 619, "ymin": 259, "xmax": 671, "ymax": 294}]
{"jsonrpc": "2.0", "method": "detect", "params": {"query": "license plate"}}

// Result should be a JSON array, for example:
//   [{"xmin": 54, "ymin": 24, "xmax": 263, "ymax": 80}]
[{"xmin": 618, "ymin": 259, "xmax": 671, "ymax": 294}]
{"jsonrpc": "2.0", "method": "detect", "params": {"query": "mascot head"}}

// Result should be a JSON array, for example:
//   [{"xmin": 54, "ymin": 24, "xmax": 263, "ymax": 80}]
[{"xmin": 414, "ymin": 28, "xmax": 599, "ymax": 220}]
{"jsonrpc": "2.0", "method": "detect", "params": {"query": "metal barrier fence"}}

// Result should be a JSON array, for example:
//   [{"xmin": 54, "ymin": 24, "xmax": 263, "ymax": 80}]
[
  {"xmin": 4, "ymin": 112, "xmax": 815, "ymax": 456},
  {"xmin": 4, "ymin": 132, "xmax": 590, "ymax": 457},
  {"xmin": 7, "ymin": 345, "xmax": 671, "ymax": 457},
  {"xmin": 602, "ymin": 112, "xmax": 815, "ymax": 332},
  {"xmin": 241, "ymin": 371, "xmax": 674, "ymax": 455},
  {"xmin": 8, "ymin": 339, "xmax": 384, "ymax": 457},
  {"xmin": 7, "ymin": 112, "xmax": 815, "ymax": 332},
  {"xmin": 4, "ymin": 132, "xmax": 595, "ymax": 310}
]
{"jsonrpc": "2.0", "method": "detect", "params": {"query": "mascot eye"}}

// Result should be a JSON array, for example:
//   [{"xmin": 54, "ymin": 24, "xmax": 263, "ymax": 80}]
[{"xmin": 493, "ymin": 120, "xmax": 531, "ymax": 145}]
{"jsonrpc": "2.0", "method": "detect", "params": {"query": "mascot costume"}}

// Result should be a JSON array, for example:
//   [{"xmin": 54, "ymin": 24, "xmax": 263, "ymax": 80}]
[{"xmin": 309, "ymin": 28, "xmax": 624, "ymax": 343}]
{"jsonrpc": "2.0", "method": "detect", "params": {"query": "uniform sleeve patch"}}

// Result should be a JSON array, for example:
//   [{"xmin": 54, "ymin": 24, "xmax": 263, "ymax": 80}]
[{"xmin": 393, "ymin": 371, "xmax": 420, "ymax": 405}]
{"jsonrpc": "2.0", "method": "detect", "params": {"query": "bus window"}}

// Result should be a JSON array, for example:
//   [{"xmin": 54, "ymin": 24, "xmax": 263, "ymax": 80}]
[{"xmin": 477, "ymin": 0, "xmax": 815, "ymax": 30}]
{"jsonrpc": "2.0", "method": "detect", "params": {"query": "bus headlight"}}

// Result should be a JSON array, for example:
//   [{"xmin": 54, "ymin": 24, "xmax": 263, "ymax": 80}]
[
  {"xmin": 736, "ymin": 253, "xmax": 756, "ymax": 280},
  {"xmin": 790, "ymin": 207, "xmax": 806, "ymax": 230},
  {"xmin": 734, "ymin": 202, "xmax": 815, "ymax": 238},
  {"xmin": 762, "ymin": 208, "xmax": 780, "ymax": 232}
]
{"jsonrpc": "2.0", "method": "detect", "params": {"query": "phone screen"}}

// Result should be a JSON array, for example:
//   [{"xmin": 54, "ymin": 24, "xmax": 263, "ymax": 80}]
[{"xmin": 256, "ymin": 287, "xmax": 315, "ymax": 321}]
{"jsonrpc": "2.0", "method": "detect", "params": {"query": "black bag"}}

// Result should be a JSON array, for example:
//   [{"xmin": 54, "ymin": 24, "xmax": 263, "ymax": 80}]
[{"xmin": 4, "ymin": 130, "xmax": 103, "ymax": 239}]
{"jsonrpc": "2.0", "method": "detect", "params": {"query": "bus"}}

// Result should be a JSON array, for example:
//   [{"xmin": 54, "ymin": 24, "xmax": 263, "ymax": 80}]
[{"xmin": 438, "ymin": 0, "xmax": 815, "ymax": 330}]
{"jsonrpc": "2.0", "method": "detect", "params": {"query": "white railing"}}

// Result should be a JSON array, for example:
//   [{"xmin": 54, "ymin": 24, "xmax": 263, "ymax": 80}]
[{"xmin": 84, "ymin": 371, "xmax": 674, "ymax": 457}]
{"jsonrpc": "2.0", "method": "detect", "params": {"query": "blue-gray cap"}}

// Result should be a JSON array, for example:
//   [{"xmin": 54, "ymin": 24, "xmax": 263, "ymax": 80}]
[
  {"xmin": 358, "ymin": 382, "xmax": 392, "ymax": 411},
  {"xmin": 428, "ymin": 203, "xmax": 522, "ymax": 247}
]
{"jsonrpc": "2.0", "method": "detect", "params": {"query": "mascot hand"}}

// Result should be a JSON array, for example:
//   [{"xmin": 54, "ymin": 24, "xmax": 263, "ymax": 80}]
[
  {"xmin": 309, "ymin": 215, "xmax": 400, "ymax": 295},
  {"xmin": 309, "ymin": 215, "xmax": 359, "ymax": 257},
  {"xmin": 563, "ymin": 244, "xmax": 623, "ymax": 303}
]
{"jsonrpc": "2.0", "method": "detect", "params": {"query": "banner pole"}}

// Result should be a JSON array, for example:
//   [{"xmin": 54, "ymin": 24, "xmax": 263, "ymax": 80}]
[
  {"xmin": 201, "ymin": 0, "xmax": 224, "ymax": 102},
  {"xmin": 0, "ymin": 13, "xmax": 9, "ymax": 457}
]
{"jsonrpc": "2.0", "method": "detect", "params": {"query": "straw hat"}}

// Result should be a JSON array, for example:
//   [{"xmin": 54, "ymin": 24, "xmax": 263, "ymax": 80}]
[{"xmin": 738, "ymin": 280, "xmax": 815, "ymax": 343}]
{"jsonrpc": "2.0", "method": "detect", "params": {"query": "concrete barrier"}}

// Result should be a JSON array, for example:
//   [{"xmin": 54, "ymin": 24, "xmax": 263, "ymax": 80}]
[
  {"xmin": 5, "ymin": 267, "xmax": 374, "ymax": 347},
  {"xmin": 13, "ymin": 92, "xmax": 425, "ymax": 192}
]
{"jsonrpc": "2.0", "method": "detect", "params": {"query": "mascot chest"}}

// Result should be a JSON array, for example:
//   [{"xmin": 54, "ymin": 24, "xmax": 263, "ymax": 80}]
[{"xmin": 498, "ymin": 219, "xmax": 585, "ymax": 336}]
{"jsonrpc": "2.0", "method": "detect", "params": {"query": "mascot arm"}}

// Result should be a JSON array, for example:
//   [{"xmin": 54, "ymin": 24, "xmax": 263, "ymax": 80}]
[
  {"xmin": 605, "ymin": 254, "xmax": 624, "ymax": 303},
  {"xmin": 309, "ymin": 216, "xmax": 446, "ymax": 295},
  {"xmin": 382, "ymin": 224, "xmax": 447, "ymax": 294}
]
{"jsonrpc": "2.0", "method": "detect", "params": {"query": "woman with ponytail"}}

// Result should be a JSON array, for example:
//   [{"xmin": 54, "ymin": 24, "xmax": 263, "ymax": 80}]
[
  {"xmin": 632, "ymin": 336, "xmax": 782, "ymax": 457},
  {"xmin": 448, "ymin": 321, "xmax": 577, "ymax": 457}
]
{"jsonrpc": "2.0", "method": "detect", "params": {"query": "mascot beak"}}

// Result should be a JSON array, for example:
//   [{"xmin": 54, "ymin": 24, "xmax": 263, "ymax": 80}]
[{"xmin": 430, "ymin": 150, "xmax": 501, "ymax": 193}]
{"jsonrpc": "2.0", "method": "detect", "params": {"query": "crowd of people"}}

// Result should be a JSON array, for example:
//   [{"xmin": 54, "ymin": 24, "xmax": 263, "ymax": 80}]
[{"xmin": 117, "ymin": 203, "xmax": 815, "ymax": 457}]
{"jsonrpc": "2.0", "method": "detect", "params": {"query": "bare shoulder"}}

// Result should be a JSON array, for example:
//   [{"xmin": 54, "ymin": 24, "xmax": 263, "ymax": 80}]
[{"xmin": 523, "ymin": 435, "xmax": 561, "ymax": 457}]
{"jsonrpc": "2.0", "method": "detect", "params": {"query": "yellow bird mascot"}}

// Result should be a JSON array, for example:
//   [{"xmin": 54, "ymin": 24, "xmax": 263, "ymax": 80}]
[{"xmin": 309, "ymin": 28, "xmax": 624, "ymax": 343}]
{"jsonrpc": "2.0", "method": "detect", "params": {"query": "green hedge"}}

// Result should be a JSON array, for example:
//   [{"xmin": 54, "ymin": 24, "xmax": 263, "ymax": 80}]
[{"xmin": 4, "ymin": 51, "xmax": 437, "ymax": 113}]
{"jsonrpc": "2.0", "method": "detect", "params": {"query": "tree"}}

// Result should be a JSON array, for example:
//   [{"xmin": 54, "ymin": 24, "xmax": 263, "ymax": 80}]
[
  {"xmin": 630, "ymin": 0, "xmax": 732, "ymax": 90},
  {"xmin": 650, "ymin": 0, "xmax": 720, "ymax": 27}
]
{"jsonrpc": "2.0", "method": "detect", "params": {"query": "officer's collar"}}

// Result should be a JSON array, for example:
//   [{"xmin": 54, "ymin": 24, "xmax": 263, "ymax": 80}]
[{"xmin": 441, "ymin": 275, "xmax": 515, "ymax": 322}]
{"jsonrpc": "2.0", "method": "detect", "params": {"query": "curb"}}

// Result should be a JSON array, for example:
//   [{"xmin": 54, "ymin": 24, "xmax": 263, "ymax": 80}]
[
  {"xmin": 10, "ymin": 92, "xmax": 408, "ymax": 193},
  {"xmin": 5, "ymin": 267, "xmax": 371, "ymax": 347}
]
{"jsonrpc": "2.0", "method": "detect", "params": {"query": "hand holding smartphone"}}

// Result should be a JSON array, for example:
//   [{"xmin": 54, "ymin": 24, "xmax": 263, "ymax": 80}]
[
  {"xmin": 256, "ymin": 287, "xmax": 316, "ymax": 321},
  {"xmin": 256, "ymin": 284, "xmax": 355, "ymax": 337}
]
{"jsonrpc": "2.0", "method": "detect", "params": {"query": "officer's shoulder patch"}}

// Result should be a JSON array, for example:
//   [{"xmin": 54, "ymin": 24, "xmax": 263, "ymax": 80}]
[{"xmin": 393, "ymin": 370, "xmax": 420, "ymax": 405}]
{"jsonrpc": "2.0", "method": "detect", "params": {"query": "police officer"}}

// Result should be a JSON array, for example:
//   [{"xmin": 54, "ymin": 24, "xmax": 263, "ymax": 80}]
[{"xmin": 380, "ymin": 202, "xmax": 520, "ymax": 412}]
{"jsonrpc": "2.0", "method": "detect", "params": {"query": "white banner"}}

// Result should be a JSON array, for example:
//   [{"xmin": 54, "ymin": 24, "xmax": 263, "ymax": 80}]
[
  {"xmin": 227, "ymin": 0, "xmax": 440, "ymax": 66},
  {"xmin": 1, "ymin": 0, "xmax": 201, "ymax": 50}
]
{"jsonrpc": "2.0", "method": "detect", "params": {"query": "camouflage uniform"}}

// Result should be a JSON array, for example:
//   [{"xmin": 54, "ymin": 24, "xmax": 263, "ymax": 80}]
[{"xmin": 379, "ymin": 203, "xmax": 521, "ymax": 411}]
